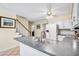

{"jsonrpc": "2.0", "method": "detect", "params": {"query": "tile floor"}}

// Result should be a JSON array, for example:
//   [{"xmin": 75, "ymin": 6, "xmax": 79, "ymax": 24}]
[{"xmin": 0, "ymin": 46, "xmax": 20, "ymax": 56}]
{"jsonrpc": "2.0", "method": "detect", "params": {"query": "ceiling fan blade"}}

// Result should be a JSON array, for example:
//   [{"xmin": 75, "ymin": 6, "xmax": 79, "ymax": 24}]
[{"xmin": 46, "ymin": 3, "xmax": 52, "ymax": 10}]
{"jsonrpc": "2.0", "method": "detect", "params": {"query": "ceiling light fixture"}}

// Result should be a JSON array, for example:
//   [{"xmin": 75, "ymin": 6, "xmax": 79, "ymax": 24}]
[{"xmin": 47, "ymin": 10, "xmax": 52, "ymax": 16}]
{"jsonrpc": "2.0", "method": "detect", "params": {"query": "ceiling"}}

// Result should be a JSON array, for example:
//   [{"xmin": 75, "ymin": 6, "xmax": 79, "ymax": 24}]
[{"xmin": 0, "ymin": 3, "xmax": 72, "ymax": 21}]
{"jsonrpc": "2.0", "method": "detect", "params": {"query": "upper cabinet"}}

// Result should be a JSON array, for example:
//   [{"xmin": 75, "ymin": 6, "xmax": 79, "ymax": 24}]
[{"xmin": 72, "ymin": 3, "xmax": 79, "ymax": 28}]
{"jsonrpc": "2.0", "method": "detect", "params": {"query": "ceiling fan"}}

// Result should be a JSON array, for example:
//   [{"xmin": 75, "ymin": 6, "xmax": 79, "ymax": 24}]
[
  {"xmin": 39, "ymin": 4, "xmax": 57, "ymax": 19},
  {"xmin": 46, "ymin": 3, "xmax": 56, "ymax": 16}
]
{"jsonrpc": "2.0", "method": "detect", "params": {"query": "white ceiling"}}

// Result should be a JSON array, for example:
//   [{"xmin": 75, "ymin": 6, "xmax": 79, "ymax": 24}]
[{"xmin": 0, "ymin": 3, "xmax": 72, "ymax": 21}]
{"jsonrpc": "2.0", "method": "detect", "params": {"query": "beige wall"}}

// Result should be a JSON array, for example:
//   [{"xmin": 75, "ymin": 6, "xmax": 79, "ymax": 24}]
[
  {"xmin": 0, "ymin": 28, "xmax": 19, "ymax": 51},
  {"xmin": 0, "ymin": 9, "xmax": 16, "ymax": 19},
  {"xmin": 0, "ymin": 10, "xmax": 19, "ymax": 51}
]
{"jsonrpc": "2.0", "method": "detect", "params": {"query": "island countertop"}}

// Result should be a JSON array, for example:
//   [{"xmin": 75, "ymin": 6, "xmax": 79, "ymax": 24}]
[{"xmin": 15, "ymin": 36, "xmax": 79, "ymax": 56}]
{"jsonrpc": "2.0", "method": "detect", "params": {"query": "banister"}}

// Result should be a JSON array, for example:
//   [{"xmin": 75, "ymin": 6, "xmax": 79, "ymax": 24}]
[{"xmin": 16, "ymin": 19, "xmax": 31, "ymax": 34}]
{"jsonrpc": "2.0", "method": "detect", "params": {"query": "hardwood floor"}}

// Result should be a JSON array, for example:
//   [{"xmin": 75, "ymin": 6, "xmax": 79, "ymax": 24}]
[{"xmin": 0, "ymin": 46, "xmax": 20, "ymax": 56}]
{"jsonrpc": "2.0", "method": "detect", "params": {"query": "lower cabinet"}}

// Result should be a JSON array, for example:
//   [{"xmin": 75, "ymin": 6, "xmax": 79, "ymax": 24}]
[{"xmin": 20, "ymin": 43, "xmax": 49, "ymax": 56}]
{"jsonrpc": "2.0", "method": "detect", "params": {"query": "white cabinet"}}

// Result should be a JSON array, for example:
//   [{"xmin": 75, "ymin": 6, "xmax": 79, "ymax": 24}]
[
  {"xmin": 20, "ymin": 43, "xmax": 49, "ymax": 56},
  {"xmin": 72, "ymin": 3, "xmax": 79, "ymax": 27}
]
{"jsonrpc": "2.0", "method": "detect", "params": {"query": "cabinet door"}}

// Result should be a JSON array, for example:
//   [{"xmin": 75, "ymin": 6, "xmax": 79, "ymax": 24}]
[
  {"xmin": 72, "ymin": 18, "xmax": 78, "ymax": 27},
  {"xmin": 20, "ymin": 43, "xmax": 49, "ymax": 56},
  {"xmin": 72, "ymin": 4, "xmax": 78, "ymax": 27}
]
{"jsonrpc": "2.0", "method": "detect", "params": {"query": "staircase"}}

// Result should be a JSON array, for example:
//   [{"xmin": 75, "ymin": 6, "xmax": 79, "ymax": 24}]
[{"xmin": 14, "ymin": 17, "xmax": 32, "ymax": 41}]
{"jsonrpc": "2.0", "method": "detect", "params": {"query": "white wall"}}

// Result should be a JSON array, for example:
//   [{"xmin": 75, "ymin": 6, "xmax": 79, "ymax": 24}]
[
  {"xmin": 0, "ymin": 28, "xmax": 19, "ymax": 51},
  {"xmin": 56, "ymin": 19, "xmax": 72, "ymax": 29},
  {"xmin": 60, "ymin": 30, "xmax": 74, "ymax": 36}
]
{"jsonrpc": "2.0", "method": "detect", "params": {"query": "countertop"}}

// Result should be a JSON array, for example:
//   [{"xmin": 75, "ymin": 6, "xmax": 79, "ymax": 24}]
[{"xmin": 15, "ymin": 36, "xmax": 79, "ymax": 56}]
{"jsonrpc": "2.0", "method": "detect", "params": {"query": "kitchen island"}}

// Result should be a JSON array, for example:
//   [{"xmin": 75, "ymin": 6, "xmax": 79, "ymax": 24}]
[{"xmin": 15, "ymin": 36, "xmax": 79, "ymax": 56}]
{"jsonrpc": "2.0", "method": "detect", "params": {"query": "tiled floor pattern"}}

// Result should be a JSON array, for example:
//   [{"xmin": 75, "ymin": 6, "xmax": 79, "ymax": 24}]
[{"xmin": 0, "ymin": 46, "xmax": 20, "ymax": 56}]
